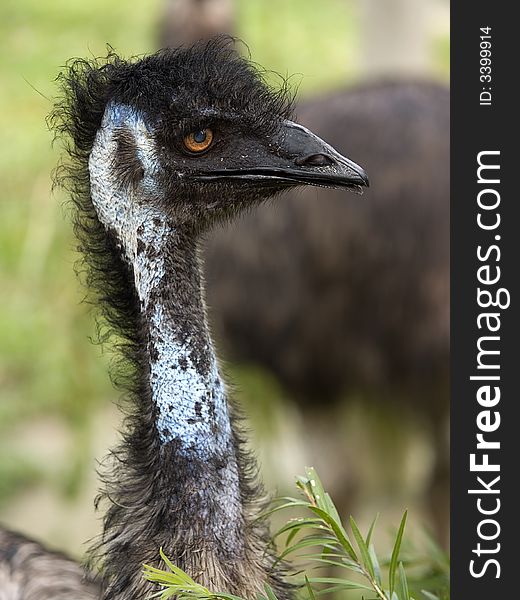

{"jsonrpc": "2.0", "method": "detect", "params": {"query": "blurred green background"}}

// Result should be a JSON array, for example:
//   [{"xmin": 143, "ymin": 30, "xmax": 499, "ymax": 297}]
[{"xmin": 0, "ymin": 0, "xmax": 449, "ymax": 560}]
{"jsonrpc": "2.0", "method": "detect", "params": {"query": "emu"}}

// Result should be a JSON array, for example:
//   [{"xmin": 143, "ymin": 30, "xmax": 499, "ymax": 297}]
[
  {"xmin": 0, "ymin": 40, "xmax": 367, "ymax": 599},
  {"xmin": 204, "ymin": 80, "xmax": 450, "ymax": 540}
]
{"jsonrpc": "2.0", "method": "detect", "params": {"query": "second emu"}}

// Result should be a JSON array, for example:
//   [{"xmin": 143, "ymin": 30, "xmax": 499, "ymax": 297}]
[{"xmin": 205, "ymin": 80, "xmax": 450, "ymax": 540}]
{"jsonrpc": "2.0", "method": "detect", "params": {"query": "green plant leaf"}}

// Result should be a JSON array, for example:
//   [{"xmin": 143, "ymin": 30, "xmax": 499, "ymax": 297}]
[
  {"xmin": 159, "ymin": 548, "xmax": 204, "ymax": 586},
  {"xmin": 262, "ymin": 584, "xmax": 279, "ymax": 600},
  {"xmin": 396, "ymin": 562, "xmax": 410, "ymax": 600},
  {"xmin": 307, "ymin": 506, "xmax": 358, "ymax": 561},
  {"xmin": 366, "ymin": 513, "xmax": 379, "ymax": 547},
  {"xmin": 302, "ymin": 468, "xmax": 344, "ymax": 527},
  {"xmin": 313, "ymin": 584, "xmax": 372, "ymax": 597},
  {"xmin": 321, "ymin": 546, "xmax": 361, "ymax": 570},
  {"xmin": 369, "ymin": 544, "xmax": 382, "ymax": 586},
  {"xmin": 296, "ymin": 554, "xmax": 363, "ymax": 573},
  {"xmin": 306, "ymin": 576, "xmax": 372, "ymax": 591},
  {"xmin": 273, "ymin": 517, "xmax": 325, "ymax": 540},
  {"xmin": 259, "ymin": 499, "xmax": 310, "ymax": 520},
  {"xmin": 350, "ymin": 516, "xmax": 375, "ymax": 580},
  {"xmin": 278, "ymin": 534, "xmax": 339, "ymax": 560},
  {"xmin": 389, "ymin": 511, "xmax": 408, "ymax": 596},
  {"xmin": 304, "ymin": 575, "xmax": 317, "ymax": 600}
]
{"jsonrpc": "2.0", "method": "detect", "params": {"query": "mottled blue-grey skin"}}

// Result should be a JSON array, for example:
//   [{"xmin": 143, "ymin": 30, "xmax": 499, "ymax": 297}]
[{"xmin": 90, "ymin": 104, "xmax": 233, "ymax": 457}]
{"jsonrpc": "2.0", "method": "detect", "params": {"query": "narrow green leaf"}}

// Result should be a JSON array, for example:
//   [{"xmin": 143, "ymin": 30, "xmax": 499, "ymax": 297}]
[
  {"xmin": 277, "ymin": 535, "xmax": 339, "ymax": 560},
  {"xmin": 159, "ymin": 548, "xmax": 203, "ymax": 586},
  {"xmin": 313, "ymin": 583, "xmax": 372, "ymax": 596},
  {"xmin": 350, "ymin": 516, "xmax": 375, "ymax": 580},
  {"xmin": 396, "ymin": 563, "xmax": 410, "ymax": 600},
  {"xmin": 307, "ymin": 506, "xmax": 358, "ymax": 561},
  {"xmin": 365, "ymin": 513, "xmax": 379, "ymax": 547},
  {"xmin": 300, "ymin": 468, "xmax": 321, "ymax": 505},
  {"xmin": 259, "ymin": 500, "xmax": 311, "ymax": 520},
  {"xmin": 368, "ymin": 544, "xmax": 382, "ymax": 586},
  {"xmin": 147, "ymin": 590, "xmax": 167, "ymax": 599},
  {"xmin": 298, "ymin": 555, "xmax": 363, "ymax": 573},
  {"xmin": 323, "ymin": 492, "xmax": 342, "ymax": 521},
  {"xmin": 306, "ymin": 577, "xmax": 372, "ymax": 590},
  {"xmin": 304, "ymin": 468, "xmax": 343, "ymax": 526},
  {"xmin": 273, "ymin": 517, "xmax": 325, "ymax": 539},
  {"xmin": 304, "ymin": 576, "xmax": 317, "ymax": 600},
  {"xmin": 262, "ymin": 584, "xmax": 279, "ymax": 600},
  {"xmin": 287, "ymin": 532, "xmax": 339, "ymax": 548},
  {"xmin": 389, "ymin": 511, "xmax": 408, "ymax": 596},
  {"xmin": 285, "ymin": 524, "xmax": 306, "ymax": 547},
  {"xmin": 296, "ymin": 474, "xmax": 314, "ymax": 501}
]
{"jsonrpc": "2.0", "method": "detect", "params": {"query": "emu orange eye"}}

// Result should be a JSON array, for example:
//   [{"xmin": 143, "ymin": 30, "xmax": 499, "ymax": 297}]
[{"xmin": 183, "ymin": 129, "xmax": 214, "ymax": 153}]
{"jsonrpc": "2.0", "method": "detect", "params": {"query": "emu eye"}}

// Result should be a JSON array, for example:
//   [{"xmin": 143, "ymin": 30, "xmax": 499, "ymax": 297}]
[{"xmin": 183, "ymin": 129, "xmax": 214, "ymax": 153}]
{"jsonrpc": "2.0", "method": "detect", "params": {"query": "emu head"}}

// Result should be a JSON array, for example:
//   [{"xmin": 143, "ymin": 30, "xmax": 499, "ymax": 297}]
[{"xmin": 76, "ymin": 40, "xmax": 367, "ymax": 252}]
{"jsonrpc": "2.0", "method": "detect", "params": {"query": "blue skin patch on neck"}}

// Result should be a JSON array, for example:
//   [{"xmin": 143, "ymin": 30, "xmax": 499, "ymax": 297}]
[{"xmin": 90, "ymin": 102, "xmax": 234, "ymax": 459}]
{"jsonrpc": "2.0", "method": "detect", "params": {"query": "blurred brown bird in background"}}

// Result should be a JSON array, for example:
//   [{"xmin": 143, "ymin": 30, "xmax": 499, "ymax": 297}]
[{"xmin": 157, "ymin": 0, "xmax": 450, "ymax": 545}]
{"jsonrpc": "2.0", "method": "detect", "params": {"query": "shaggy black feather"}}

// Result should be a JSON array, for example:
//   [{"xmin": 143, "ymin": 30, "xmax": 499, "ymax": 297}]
[{"xmin": 49, "ymin": 38, "xmax": 294, "ymax": 600}]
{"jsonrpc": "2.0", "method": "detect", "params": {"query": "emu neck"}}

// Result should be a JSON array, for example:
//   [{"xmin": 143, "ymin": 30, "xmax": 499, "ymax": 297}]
[
  {"xmin": 87, "ymin": 108, "xmax": 284, "ymax": 598},
  {"xmin": 136, "ymin": 219, "xmax": 231, "ymax": 456},
  {"xmin": 135, "ymin": 216, "xmax": 244, "ymax": 544},
  {"xmin": 89, "ymin": 122, "xmax": 244, "ymax": 552},
  {"xmin": 88, "ymin": 108, "xmax": 235, "ymax": 462}
]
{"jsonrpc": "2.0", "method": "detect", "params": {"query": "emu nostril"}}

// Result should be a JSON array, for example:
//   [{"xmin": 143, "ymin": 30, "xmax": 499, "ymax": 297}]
[{"xmin": 295, "ymin": 153, "xmax": 335, "ymax": 168}]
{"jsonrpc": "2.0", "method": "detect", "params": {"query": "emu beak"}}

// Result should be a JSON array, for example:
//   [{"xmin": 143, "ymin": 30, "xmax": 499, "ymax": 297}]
[
  {"xmin": 270, "ymin": 120, "xmax": 369, "ymax": 191},
  {"xmin": 195, "ymin": 120, "xmax": 369, "ymax": 193}
]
